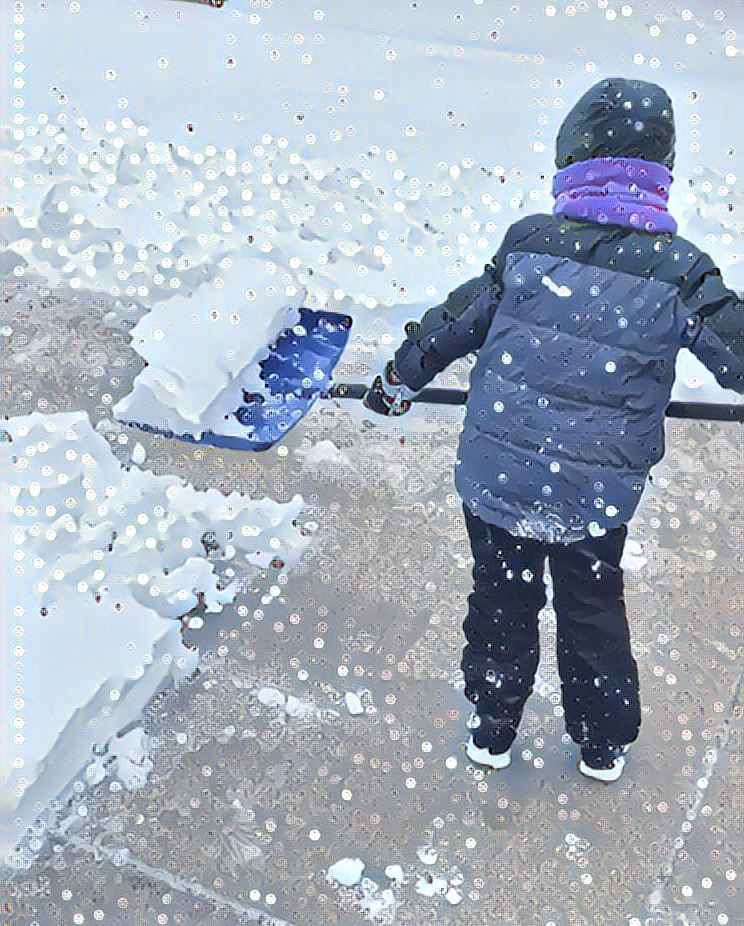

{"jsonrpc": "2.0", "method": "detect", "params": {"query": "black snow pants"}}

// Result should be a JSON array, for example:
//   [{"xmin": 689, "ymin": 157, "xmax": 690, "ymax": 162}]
[{"xmin": 460, "ymin": 505, "xmax": 641, "ymax": 768}]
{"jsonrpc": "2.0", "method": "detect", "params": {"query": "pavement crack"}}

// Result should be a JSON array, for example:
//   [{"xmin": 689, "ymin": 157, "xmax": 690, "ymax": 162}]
[
  {"xmin": 641, "ymin": 665, "xmax": 744, "ymax": 922},
  {"xmin": 57, "ymin": 833, "xmax": 300, "ymax": 926}
]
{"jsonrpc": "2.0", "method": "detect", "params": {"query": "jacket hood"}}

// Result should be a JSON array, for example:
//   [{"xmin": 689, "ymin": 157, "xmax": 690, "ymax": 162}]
[{"xmin": 555, "ymin": 77, "xmax": 675, "ymax": 170}]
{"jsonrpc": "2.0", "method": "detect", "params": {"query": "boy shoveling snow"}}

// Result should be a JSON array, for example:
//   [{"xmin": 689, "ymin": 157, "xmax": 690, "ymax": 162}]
[{"xmin": 363, "ymin": 77, "xmax": 743, "ymax": 783}]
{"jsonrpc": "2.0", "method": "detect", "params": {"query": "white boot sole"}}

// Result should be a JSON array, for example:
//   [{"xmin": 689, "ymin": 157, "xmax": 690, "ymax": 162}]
[
  {"xmin": 578, "ymin": 754, "xmax": 626, "ymax": 783},
  {"xmin": 464, "ymin": 736, "xmax": 512, "ymax": 770}
]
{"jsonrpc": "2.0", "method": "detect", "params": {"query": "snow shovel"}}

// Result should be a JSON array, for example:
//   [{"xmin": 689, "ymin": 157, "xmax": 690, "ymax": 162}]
[
  {"xmin": 122, "ymin": 308, "xmax": 352, "ymax": 453},
  {"xmin": 226, "ymin": 310, "xmax": 742, "ymax": 452},
  {"xmin": 226, "ymin": 308, "xmax": 354, "ymax": 451},
  {"xmin": 133, "ymin": 310, "xmax": 739, "ymax": 454}
]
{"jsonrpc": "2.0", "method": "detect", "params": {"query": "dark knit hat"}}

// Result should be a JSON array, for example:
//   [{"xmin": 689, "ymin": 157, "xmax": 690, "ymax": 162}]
[{"xmin": 555, "ymin": 77, "xmax": 676, "ymax": 170}]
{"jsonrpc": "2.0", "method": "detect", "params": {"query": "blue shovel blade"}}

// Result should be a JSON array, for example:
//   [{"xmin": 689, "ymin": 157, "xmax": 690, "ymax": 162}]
[
  {"xmin": 230, "ymin": 308, "xmax": 353, "ymax": 450},
  {"xmin": 258, "ymin": 310, "xmax": 350, "ymax": 397}
]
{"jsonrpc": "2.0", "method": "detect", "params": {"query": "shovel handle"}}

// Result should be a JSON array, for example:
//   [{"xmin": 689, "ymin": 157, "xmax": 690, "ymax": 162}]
[
  {"xmin": 326, "ymin": 383, "xmax": 744, "ymax": 422},
  {"xmin": 327, "ymin": 383, "xmax": 457, "ymax": 404}
]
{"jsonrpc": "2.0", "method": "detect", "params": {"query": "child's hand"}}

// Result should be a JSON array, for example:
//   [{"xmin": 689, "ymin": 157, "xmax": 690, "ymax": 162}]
[{"xmin": 362, "ymin": 360, "xmax": 415, "ymax": 417}]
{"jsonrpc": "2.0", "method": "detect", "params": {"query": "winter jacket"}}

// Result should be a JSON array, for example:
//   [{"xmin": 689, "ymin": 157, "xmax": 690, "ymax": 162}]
[{"xmin": 393, "ymin": 78, "xmax": 743, "ymax": 544}]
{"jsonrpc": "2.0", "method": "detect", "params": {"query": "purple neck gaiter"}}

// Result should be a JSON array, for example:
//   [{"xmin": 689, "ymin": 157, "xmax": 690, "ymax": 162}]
[{"xmin": 552, "ymin": 156, "xmax": 677, "ymax": 235}]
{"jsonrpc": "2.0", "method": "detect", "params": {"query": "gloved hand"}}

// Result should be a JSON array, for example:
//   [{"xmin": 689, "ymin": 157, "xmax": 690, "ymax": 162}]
[{"xmin": 362, "ymin": 359, "xmax": 417, "ymax": 417}]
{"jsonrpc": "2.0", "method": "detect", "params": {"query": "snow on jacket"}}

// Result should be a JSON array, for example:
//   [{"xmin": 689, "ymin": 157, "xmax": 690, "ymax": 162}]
[{"xmin": 393, "ymin": 77, "xmax": 743, "ymax": 544}]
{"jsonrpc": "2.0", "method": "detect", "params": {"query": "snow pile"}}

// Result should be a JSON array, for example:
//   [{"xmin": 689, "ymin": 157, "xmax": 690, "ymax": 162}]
[
  {"xmin": 112, "ymin": 260, "xmax": 306, "ymax": 442},
  {"xmin": 85, "ymin": 726, "xmax": 153, "ymax": 792},
  {"xmin": 1, "ymin": 410, "xmax": 311, "ymax": 864}
]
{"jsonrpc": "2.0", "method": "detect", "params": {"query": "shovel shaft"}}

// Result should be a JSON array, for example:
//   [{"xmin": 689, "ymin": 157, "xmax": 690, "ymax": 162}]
[
  {"xmin": 328, "ymin": 383, "xmax": 462, "ymax": 404},
  {"xmin": 327, "ymin": 383, "xmax": 744, "ymax": 422}
]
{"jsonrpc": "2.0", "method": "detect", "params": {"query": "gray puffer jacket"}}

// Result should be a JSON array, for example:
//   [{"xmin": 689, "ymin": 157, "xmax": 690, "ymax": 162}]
[{"xmin": 394, "ymin": 78, "xmax": 743, "ymax": 544}]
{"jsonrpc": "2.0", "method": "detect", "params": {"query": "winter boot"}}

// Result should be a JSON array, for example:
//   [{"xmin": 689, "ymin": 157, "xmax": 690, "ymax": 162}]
[
  {"xmin": 578, "ymin": 745, "xmax": 630, "ymax": 783},
  {"xmin": 464, "ymin": 735, "xmax": 512, "ymax": 771}
]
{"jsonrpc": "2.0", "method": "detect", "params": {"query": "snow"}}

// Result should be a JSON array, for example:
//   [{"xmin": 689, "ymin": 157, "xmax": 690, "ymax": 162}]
[
  {"xmin": 384, "ymin": 864, "xmax": 405, "ymax": 885},
  {"xmin": 326, "ymin": 862, "xmax": 401, "ymax": 920},
  {"xmin": 673, "ymin": 348, "xmax": 743, "ymax": 406},
  {"xmin": 326, "ymin": 857, "xmax": 365, "ymax": 887},
  {"xmin": 621, "ymin": 538, "xmax": 649, "ymax": 573},
  {"xmin": 343, "ymin": 688, "xmax": 377, "ymax": 717},
  {"xmin": 284, "ymin": 695, "xmax": 315, "ymax": 719},
  {"xmin": 416, "ymin": 845, "xmax": 439, "ymax": 865},
  {"xmin": 297, "ymin": 439, "xmax": 353, "ymax": 468},
  {"xmin": 355, "ymin": 880, "xmax": 399, "ymax": 920},
  {"xmin": 112, "ymin": 262, "xmax": 305, "ymax": 442},
  {"xmin": 541, "ymin": 275, "xmax": 573, "ymax": 298},
  {"xmin": 106, "ymin": 726, "xmax": 154, "ymax": 791},
  {"xmin": 1, "ymin": 410, "xmax": 311, "ymax": 862},
  {"xmin": 414, "ymin": 874, "xmax": 449, "ymax": 897},
  {"xmin": 344, "ymin": 691, "xmax": 365, "ymax": 715},
  {"xmin": 445, "ymin": 886, "xmax": 464, "ymax": 905},
  {"xmin": 84, "ymin": 725, "xmax": 159, "ymax": 794},
  {"xmin": 130, "ymin": 442, "xmax": 147, "ymax": 465},
  {"xmin": 256, "ymin": 687, "xmax": 286, "ymax": 710}
]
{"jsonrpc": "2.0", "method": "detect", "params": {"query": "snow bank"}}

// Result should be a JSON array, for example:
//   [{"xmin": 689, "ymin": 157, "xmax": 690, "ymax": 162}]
[
  {"xmin": 3, "ymin": 0, "xmax": 740, "ymax": 448},
  {"xmin": 0, "ymin": 410, "xmax": 311, "ymax": 865}
]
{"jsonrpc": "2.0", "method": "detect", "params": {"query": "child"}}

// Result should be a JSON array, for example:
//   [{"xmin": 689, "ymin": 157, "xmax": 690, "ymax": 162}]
[{"xmin": 363, "ymin": 77, "xmax": 743, "ymax": 783}]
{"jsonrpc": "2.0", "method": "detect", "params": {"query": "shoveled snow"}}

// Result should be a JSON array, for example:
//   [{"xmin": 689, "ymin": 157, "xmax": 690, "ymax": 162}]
[
  {"xmin": 1, "ymin": 5, "xmax": 742, "ymax": 919},
  {"xmin": 112, "ymin": 261, "xmax": 305, "ymax": 442},
  {"xmin": 1, "ymin": 410, "xmax": 311, "ymax": 863}
]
